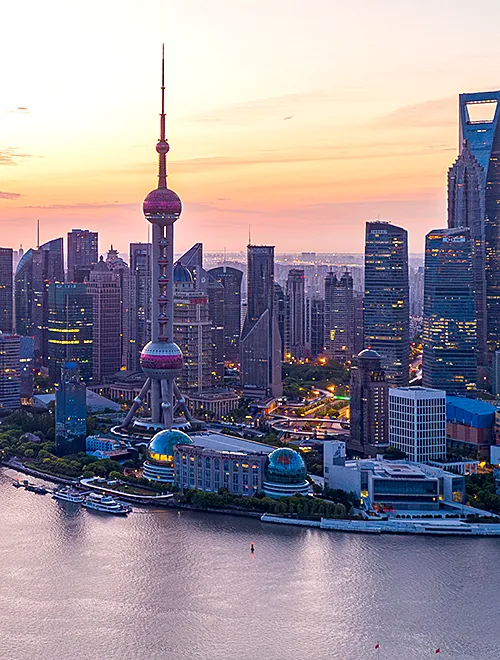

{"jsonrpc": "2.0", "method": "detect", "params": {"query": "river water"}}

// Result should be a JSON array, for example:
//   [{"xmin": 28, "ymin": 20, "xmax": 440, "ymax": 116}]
[{"xmin": 1, "ymin": 469, "xmax": 499, "ymax": 660}]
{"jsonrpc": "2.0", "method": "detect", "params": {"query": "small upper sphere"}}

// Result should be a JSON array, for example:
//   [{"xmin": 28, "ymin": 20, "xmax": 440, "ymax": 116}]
[
  {"xmin": 357, "ymin": 348, "xmax": 381, "ymax": 359},
  {"xmin": 140, "ymin": 341, "xmax": 183, "ymax": 380},
  {"xmin": 264, "ymin": 448, "xmax": 307, "ymax": 485},
  {"xmin": 143, "ymin": 187, "xmax": 182, "ymax": 226},
  {"xmin": 148, "ymin": 429, "xmax": 193, "ymax": 463}
]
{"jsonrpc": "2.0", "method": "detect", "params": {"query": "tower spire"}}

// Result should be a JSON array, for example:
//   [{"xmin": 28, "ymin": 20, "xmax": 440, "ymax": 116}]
[{"xmin": 157, "ymin": 43, "xmax": 169, "ymax": 189}]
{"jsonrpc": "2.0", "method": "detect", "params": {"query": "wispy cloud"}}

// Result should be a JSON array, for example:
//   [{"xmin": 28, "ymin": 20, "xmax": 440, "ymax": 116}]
[
  {"xmin": 371, "ymin": 96, "xmax": 456, "ymax": 129},
  {"xmin": 0, "ymin": 148, "xmax": 32, "ymax": 165},
  {"xmin": 5, "ymin": 106, "xmax": 30, "ymax": 114},
  {"xmin": 0, "ymin": 191, "xmax": 23, "ymax": 200},
  {"xmin": 22, "ymin": 201, "xmax": 136, "ymax": 210}
]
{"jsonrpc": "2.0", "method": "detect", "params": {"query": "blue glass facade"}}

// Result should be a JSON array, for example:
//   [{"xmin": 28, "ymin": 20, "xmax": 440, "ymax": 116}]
[{"xmin": 55, "ymin": 362, "xmax": 87, "ymax": 457}]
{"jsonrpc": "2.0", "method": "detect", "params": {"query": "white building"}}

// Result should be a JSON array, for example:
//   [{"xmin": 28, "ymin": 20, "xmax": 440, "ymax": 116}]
[
  {"xmin": 0, "ymin": 333, "xmax": 20, "ymax": 409},
  {"xmin": 389, "ymin": 387, "xmax": 446, "ymax": 463}
]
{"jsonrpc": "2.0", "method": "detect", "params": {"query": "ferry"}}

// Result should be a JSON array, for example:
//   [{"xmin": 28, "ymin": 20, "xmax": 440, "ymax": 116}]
[
  {"xmin": 52, "ymin": 487, "xmax": 85, "ymax": 504},
  {"xmin": 82, "ymin": 493, "xmax": 131, "ymax": 516}
]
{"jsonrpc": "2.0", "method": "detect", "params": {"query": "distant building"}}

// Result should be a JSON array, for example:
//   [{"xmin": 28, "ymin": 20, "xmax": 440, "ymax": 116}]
[
  {"xmin": 363, "ymin": 222, "xmax": 409, "ymax": 386},
  {"xmin": 127, "ymin": 243, "xmax": 152, "ymax": 371},
  {"xmin": 67, "ymin": 229, "xmax": 98, "ymax": 283},
  {"xmin": 47, "ymin": 283, "xmax": 93, "ymax": 383},
  {"xmin": 423, "ymin": 228, "xmax": 477, "ymax": 393},
  {"xmin": 285, "ymin": 269, "xmax": 306, "ymax": 360},
  {"xmin": 0, "ymin": 332, "xmax": 20, "ymax": 409},
  {"xmin": 349, "ymin": 349, "xmax": 388, "ymax": 456},
  {"xmin": 308, "ymin": 297, "xmax": 325, "ymax": 357},
  {"xmin": 0, "ymin": 248, "xmax": 13, "ymax": 332},
  {"xmin": 106, "ymin": 247, "xmax": 130, "ymax": 369},
  {"xmin": 274, "ymin": 281, "xmax": 286, "ymax": 357},
  {"xmin": 207, "ymin": 265, "xmax": 243, "ymax": 376},
  {"xmin": 19, "ymin": 335, "xmax": 34, "ymax": 401},
  {"xmin": 55, "ymin": 362, "xmax": 87, "ymax": 456},
  {"xmin": 324, "ymin": 270, "xmax": 354, "ymax": 363},
  {"xmin": 241, "ymin": 246, "xmax": 282, "ymax": 397},
  {"xmin": 389, "ymin": 387, "xmax": 446, "ymax": 463}
]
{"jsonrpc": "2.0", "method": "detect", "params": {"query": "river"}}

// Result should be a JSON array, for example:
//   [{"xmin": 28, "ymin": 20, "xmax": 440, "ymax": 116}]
[{"xmin": 0, "ymin": 469, "xmax": 499, "ymax": 660}]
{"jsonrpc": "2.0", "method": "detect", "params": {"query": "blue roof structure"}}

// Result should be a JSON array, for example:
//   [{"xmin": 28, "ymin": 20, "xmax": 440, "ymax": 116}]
[
  {"xmin": 446, "ymin": 396, "xmax": 496, "ymax": 429},
  {"xmin": 460, "ymin": 91, "xmax": 500, "ymax": 172}
]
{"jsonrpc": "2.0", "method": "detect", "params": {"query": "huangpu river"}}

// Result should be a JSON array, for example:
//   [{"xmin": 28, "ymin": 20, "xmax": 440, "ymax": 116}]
[{"xmin": 1, "ymin": 469, "xmax": 500, "ymax": 660}]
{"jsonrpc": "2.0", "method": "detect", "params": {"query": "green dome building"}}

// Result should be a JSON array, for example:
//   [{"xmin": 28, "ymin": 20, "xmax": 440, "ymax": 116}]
[
  {"xmin": 263, "ymin": 448, "xmax": 309, "ymax": 498},
  {"xmin": 143, "ymin": 429, "xmax": 194, "ymax": 483}
]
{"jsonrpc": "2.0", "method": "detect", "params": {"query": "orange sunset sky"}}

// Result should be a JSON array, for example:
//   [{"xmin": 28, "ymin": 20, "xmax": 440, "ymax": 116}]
[{"xmin": 2, "ymin": 0, "xmax": 500, "ymax": 255}]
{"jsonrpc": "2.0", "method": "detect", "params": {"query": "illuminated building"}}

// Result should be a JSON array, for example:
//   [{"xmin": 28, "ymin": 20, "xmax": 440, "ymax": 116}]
[
  {"xmin": 207, "ymin": 265, "xmax": 243, "ymax": 375},
  {"xmin": 19, "ymin": 335, "xmax": 34, "ymax": 401},
  {"xmin": 423, "ymin": 228, "xmax": 477, "ymax": 393},
  {"xmin": 143, "ymin": 429, "xmax": 194, "ymax": 483},
  {"xmin": 389, "ymin": 387, "xmax": 446, "ymax": 463},
  {"xmin": 285, "ymin": 269, "xmax": 306, "ymax": 360},
  {"xmin": 349, "ymin": 349, "xmax": 388, "ymax": 456},
  {"xmin": 67, "ymin": 229, "xmax": 98, "ymax": 283},
  {"xmin": 324, "ymin": 270, "xmax": 354, "ymax": 363},
  {"xmin": 106, "ymin": 246, "xmax": 130, "ymax": 369},
  {"xmin": 47, "ymin": 283, "xmax": 93, "ymax": 383},
  {"xmin": 262, "ymin": 448, "xmax": 309, "ymax": 498},
  {"xmin": 0, "ymin": 332, "xmax": 20, "ymax": 409},
  {"xmin": 55, "ymin": 362, "xmax": 87, "ymax": 456},
  {"xmin": 0, "ymin": 248, "xmax": 13, "ymax": 332},
  {"xmin": 240, "ymin": 245, "xmax": 282, "ymax": 397},
  {"xmin": 308, "ymin": 297, "xmax": 325, "ymax": 357},
  {"xmin": 128, "ymin": 243, "xmax": 152, "ymax": 371},
  {"xmin": 363, "ymin": 221, "xmax": 409, "ymax": 386},
  {"xmin": 274, "ymin": 281, "xmax": 286, "ymax": 356},
  {"xmin": 448, "ymin": 92, "xmax": 500, "ymax": 367}
]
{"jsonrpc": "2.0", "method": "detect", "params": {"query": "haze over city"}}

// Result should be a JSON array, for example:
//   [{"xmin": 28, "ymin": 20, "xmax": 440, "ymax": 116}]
[{"xmin": 4, "ymin": 0, "xmax": 500, "ymax": 253}]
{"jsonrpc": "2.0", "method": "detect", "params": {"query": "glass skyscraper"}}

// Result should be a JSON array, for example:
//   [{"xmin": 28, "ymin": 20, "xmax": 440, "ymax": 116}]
[
  {"xmin": 423, "ymin": 228, "xmax": 477, "ymax": 393},
  {"xmin": 55, "ymin": 362, "xmax": 87, "ymax": 457},
  {"xmin": 363, "ymin": 221, "xmax": 409, "ymax": 386}
]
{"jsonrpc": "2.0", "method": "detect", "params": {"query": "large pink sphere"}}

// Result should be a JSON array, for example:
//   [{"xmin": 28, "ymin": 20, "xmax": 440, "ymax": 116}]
[
  {"xmin": 143, "ymin": 188, "xmax": 182, "ymax": 226},
  {"xmin": 140, "ymin": 341, "xmax": 183, "ymax": 380}
]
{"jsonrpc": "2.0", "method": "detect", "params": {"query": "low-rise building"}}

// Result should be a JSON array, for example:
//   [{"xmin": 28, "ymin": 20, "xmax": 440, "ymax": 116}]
[
  {"xmin": 446, "ymin": 396, "xmax": 495, "ymax": 459},
  {"xmin": 184, "ymin": 389, "xmax": 240, "ymax": 420}
]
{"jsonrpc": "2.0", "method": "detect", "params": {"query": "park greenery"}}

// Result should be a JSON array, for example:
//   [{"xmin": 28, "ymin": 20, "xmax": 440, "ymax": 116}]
[
  {"xmin": 466, "ymin": 473, "xmax": 500, "ymax": 514},
  {"xmin": 282, "ymin": 360, "xmax": 349, "ymax": 400}
]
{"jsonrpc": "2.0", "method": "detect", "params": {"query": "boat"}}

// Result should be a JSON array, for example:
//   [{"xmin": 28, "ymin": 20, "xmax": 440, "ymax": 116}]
[
  {"xmin": 82, "ymin": 493, "xmax": 131, "ymax": 516},
  {"xmin": 25, "ymin": 483, "xmax": 48, "ymax": 494},
  {"xmin": 52, "ymin": 487, "xmax": 85, "ymax": 504},
  {"xmin": 12, "ymin": 481, "xmax": 22, "ymax": 488}
]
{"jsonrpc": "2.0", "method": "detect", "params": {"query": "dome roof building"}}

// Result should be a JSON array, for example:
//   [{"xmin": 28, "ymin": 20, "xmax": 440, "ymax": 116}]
[
  {"xmin": 263, "ymin": 448, "xmax": 309, "ymax": 499},
  {"xmin": 143, "ymin": 429, "xmax": 193, "ymax": 483},
  {"xmin": 357, "ymin": 348, "xmax": 381, "ymax": 359}
]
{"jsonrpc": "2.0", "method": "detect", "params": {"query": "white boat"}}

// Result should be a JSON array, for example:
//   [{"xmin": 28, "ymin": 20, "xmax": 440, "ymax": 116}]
[
  {"xmin": 52, "ymin": 487, "xmax": 85, "ymax": 504},
  {"xmin": 82, "ymin": 493, "xmax": 131, "ymax": 515}
]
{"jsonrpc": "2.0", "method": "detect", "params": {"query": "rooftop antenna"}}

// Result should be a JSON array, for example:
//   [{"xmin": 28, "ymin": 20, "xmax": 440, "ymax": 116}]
[
  {"xmin": 248, "ymin": 224, "xmax": 252, "ymax": 246},
  {"xmin": 36, "ymin": 219, "xmax": 40, "ymax": 249}
]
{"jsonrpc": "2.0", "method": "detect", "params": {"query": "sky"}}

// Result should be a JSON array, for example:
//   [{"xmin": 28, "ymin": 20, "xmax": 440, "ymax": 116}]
[{"xmin": 2, "ymin": 0, "xmax": 500, "ymax": 256}]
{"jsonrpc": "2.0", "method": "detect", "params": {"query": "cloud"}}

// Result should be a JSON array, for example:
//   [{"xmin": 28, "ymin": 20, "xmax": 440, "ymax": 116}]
[
  {"xmin": 5, "ymin": 106, "xmax": 30, "ymax": 114},
  {"xmin": 0, "ymin": 148, "xmax": 32, "ymax": 165},
  {"xmin": 0, "ymin": 191, "xmax": 23, "ymax": 200},
  {"xmin": 22, "ymin": 201, "xmax": 137, "ymax": 210},
  {"xmin": 371, "ymin": 96, "xmax": 456, "ymax": 129}
]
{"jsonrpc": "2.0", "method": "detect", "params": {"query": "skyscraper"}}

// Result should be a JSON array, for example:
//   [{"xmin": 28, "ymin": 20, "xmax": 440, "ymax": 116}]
[
  {"xmin": 363, "ymin": 221, "xmax": 409, "ymax": 386},
  {"xmin": 47, "ymin": 283, "xmax": 93, "ymax": 382},
  {"xmin": 15, "ymin": 238, "xmax": 64, "ymax": 366},
  {"xmin": 122, "ymin": 48, "xmax": 191, "ymax": 429},
  {"xmin": 0, "ymin": 248, "xmax": 13, "ymax": 332},
  {"xmin": 423, "ymin": 228, "xmax": 477, "ymax": 393},
  {"xmin": 448, "ymin": 91, "xmax": 500, "ymax": 367},
  {"xmin": 67, "ymin": 229, "xmax": 98, "ymax": 282},
  {"xmin": 285, "ymin": 269, "xmax": 306, "ymax": 360},
  {"xmin": 274, "ymin": 281, "xmax": 286, "ymax": 357},
  {"xmin": 308, "ymin": 297, "xmax": 325, "ymax": 358},
  {"xmin": 324, "ymin": 270, "xmax": 355, "ymax": 363},
  {"xmin": 208, "ymin": 265, "xmax": 243, "ymax": 372},
  {"xmin": 106, "ymin": 247, "xmax": 130, "ymax": 369},
  {"xmin": 128, "ymin": 242, "xmax": 152, "ymax": 371},
  {"xmin": 87, "ymin": 257, "xmax": 122, "ymax": 382},
  {"xmin": 55, "ymin": 362, "xmax": 87, "ymax": 456},
  {"xmin": 240, "ymin": 245, "xmax": 282, "ymax": 397},
  {"xmin": 349, "ymin": 349, "xmax": 388, "ymax": 456},
  {"xmin": 0, "ymin": 332, "xmax": 20, "ymax": 409}
]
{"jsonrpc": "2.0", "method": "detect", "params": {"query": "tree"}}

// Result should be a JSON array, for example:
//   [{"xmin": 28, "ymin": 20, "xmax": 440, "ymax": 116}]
[{"xmin": 109, "ymin": 471, "xmax": 122, "ymax": 481}]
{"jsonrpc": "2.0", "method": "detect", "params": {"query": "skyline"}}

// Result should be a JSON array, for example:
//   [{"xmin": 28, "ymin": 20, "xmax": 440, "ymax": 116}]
[{"xmin": 3, "ymin": 0, "xmax": 500, "ymax": 253}]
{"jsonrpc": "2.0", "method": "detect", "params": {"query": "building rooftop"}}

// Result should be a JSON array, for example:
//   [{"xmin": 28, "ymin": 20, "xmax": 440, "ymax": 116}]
[
  {"xmin": 446, "ymin": 396, "xmax": 496, "ymax": 415},
  {"xmin": 190, "ymin": 431, "xmax": 275, "ymax": 455}
]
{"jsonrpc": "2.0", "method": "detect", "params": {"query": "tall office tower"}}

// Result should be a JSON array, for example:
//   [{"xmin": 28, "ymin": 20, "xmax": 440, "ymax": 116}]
[
  {"xmin": 15, "ymin": 238, "xmax": 64, "ymax": 366},
  {"xmin": 106, "ymin": 247, "xmax": 130, "ymax": 369},
  {"xmin": 309, "ymin": 297, "xmax": 325, "ymax": 358},
  {"xmin": 353, "ymin": 293, "xmax": 364, "ymax": 355},
  {"xmin": 285, "ymin": 269, "xmax": 306, "ymax": 360},
  {"xmin": 128, "ymin": 243, "xmax": 152, "ymax": 371},
  {"xmin": 389, "ymin": 387, "xmax": 446, "ymax": 463},
  {"xmin": 19, "ymin": 335, "xmax": 35, "ymax": 401},
  {"xmin": 55, "ymin": 362, "xmax": 87, "ymax": 456},
  {"xmin": 364, "ymin": 221, "xmax": 409, "ymax": 386},
  {"xmin": 208, "ymin": 265, "xmax": 243, "ymax": 374},
  {"xmin": 274, "ymin": 281, "xmax": 285, "ymax": 356},
  {"xmin": 423, "ymin": 228, "xmax": 477, "ymax": 393},
  {"xmin": 324, "ymin": 270, "xmax": 354, "ymax": 363},
  {"xmin": 173, "ymin": 263, "xmax": 213, "ymax": 392},
  {"xmin": 410, "ymin": 265, "xmax": 424, "ymax": 318},
  {"xmin": 448, "ymin": 92, "xmax": 500, "ymax": 366},
  {"xmin": 47, "ymin": 283, "xmax": 93, "ymax": 383},
  {"xmin": 492, "ymin": 350, "xmax": 500, "ymax": 396},
  {"xmin": 0, "ymin": 332, "xmax": 20, "ymax": 409},
  {"xmin": 240, "ymin": 245, "xmax": 282, "ymax": 397},
  {"xmin": 67, "ymin": 229, "xmax": 98, "ymax": 282},
  {"xmin": 349, "ymin": 349, "xmax": 388, "ymax": 456},
  {"xmin": 122, "ymin": 48, "xmax": 191, "ymax": 430},
  {"xmin": 87, "ymin": 258, "xmax": 122, "ymax": 382},
  {"xmin": 0, "ymin": 248, "xmax": 13, "ymax": 332}
]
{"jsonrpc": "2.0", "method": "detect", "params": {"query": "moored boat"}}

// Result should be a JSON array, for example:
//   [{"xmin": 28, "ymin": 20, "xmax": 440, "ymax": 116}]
[
  {"xmin": 52, "ymin": 487, "xmax": 85, "ymax": 504},
  {"xmin": 82, "ymin": 493, "xmax": 131, "ymax": 515}
]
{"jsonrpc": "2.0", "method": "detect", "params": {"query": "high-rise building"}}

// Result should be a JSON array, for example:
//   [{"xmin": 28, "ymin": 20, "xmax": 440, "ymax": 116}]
[
  {"xmin": 15, "ymin": 238, "xmax": 64, "ymax": 366},
  {"xmin": 55, "ymin": 362, "xmax": 87, "ymax": 456},
  {"xmin": 274, "ymin": 281, "xmax": 285, "ymax": 357},
  {"xmin": 324, "ymin": 270, "xmax": 354, "ymax": 363},
  {"xmin": 389, "ymin": 387, "xmax": 446, "ymax": 463},
  {"xmin": 448, "ymin": 92, "xmax": 500, "ymax": 367},
  {"xmin": 0, "ymin": 332, "xmax": 20, "ymax": 409},
  {"xmin": 410, "ymin": 265, "xmax": 425, "ymax": 318},
  {"xmin": 122, "ymin": 49, "xmax": 191, "ymax": 430},
  {"xmin": 67, "ymin": 229, "xmax": 98, "ymax": 283},
  {"xmin": 106, "ymin": 246, "xmax": 130, "ymax": 369},
  {"xmin": 47, "ymin": 283, "xmax": 93, "ymax": 383},
  {"xmin": 87, "ymin": 257, "xmax": 122, "ymax": 382},
  {"xmin": 493, "ymin": 350, "xmax": 500, "ymax": 396},
  {"xmin": 363, "ymin": 221, "xmax": 409, "ymax": 386},
  {"xmin": 0, "ymin": 248, "xmax": 13, "ymax": 332},
  {"xmin": 423, "ymin": 228, "xmax": 477, "ymax": 393},
  {"xmin": 349, "ymin": 349, "xmax": 388, "ymax": 456},
  {"xmin": 353, "ymin": 293, "xmax": 364, "ymax": 355},
  {"xmin": 19, "ymin": 335, "xmax": 34, "ymax": 402},
  {"xmin": 285, "ymin": 269, "xmax": 306, "ymax": 360},
  {"xmin": 309, "ymin": 297, "xmax": 325, "ymax": 358},
  {"xmin": 207, "ymin": 265, "xmax": 243, "ymax": 374},
  {"xmin": 240, "ymin": 245, "xmax": 282, "ymax": 397},
  {"xmin": 128, "ymin": 242, "xmax": 152, "ymax": 371}
]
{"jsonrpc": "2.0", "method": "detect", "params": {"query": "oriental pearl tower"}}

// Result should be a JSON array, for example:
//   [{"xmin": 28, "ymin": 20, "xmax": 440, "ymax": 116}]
[{"xmin": 122, "ymin": 46, "xmax": 191, "ymax": 431}]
